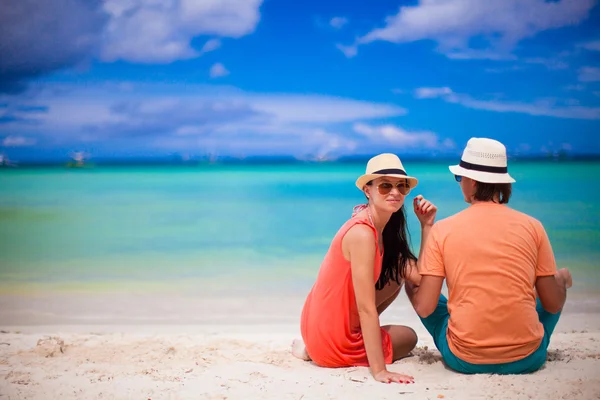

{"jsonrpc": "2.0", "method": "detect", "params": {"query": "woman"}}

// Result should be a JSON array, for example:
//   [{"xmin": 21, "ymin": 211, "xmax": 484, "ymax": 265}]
[{"xmin": 292, "ymin": 153, "xmax": 437, "ymax": 384}]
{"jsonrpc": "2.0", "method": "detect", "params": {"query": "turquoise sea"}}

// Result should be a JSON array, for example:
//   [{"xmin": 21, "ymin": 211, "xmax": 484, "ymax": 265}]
[{"xmin": 1, "ymin": 161, "xmax": 599, "ymax": 297}]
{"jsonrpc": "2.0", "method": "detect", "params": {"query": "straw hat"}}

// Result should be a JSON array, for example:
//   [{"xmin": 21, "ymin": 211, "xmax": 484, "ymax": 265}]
[
  {"xmin": 449, "ymin": 138, "xmax": 516, "ymax": 183},
  {"xmin": 355, "ymin": 153, "xmax": 418, "ymax": 191}
]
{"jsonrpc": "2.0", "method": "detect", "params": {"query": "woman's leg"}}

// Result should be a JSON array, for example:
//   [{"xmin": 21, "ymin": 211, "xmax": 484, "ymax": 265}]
[
  {"xmin": 382, "ymin": 324, "xmax": 418, "ymax": 361},
  {"xmin": 293, "ymin": 280, "xmax": 411, "ymax": 362},
  {"xmin": 291, "ymin": 338, "xmax": 311, "ymax": 361}
]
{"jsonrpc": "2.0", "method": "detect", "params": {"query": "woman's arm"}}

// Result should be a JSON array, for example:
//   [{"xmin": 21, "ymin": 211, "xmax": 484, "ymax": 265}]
[{"xmin": 343, "ymin": 224, "xmax": 387, "ymax": 377}]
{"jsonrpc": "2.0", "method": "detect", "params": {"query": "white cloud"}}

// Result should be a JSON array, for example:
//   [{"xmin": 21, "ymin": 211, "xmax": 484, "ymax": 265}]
[
  {"xmin": 580, "ymin": 40, "xmax": 600, "ymax": 51},
  {"xmin": 578, "ymin": 67, "xmax": 600, "ymax": 82},
  {"xmin": 0, "ymin": 82, "xmax": 410, "ymax": 157},
  {"xmin": 485, "ymin": 65, "xmax": 526, "ymax": 73},
  {"xmin": 209, "ymin": 63, "xmax": 230, "ymax": 78},
  {"xmin": 517, "ymin": 143, "xmax": 532, "ymax": 153},
  {"xmin": 353, "ymin": 123, "xmax": 446, "ymax": 149},
  {"xmin": 2, "ymin": 135, "xmax": 36, "ymax": 147},
  {"xmin": 336, "ymin": 44, "xmax": 358, "ymax": 58},
  {"xmin": 163, "ymin": 126, "xmax": 358, "ymax": 159},
  {"xmin": 445, "ymin": 50, "xmax": 516, "ymax": 61},
  {"xmin": 250, "ymin": 95, "xmax": 406, "ymax": 123},
  {"xmin": 524, "ymin": 57, "xmax": 569, "ymax": 70},
  {"xmin": 565, "ymin": 84, "xmax": 586, "ymax": 91},
  {"xmin": 330, "ymin": 17, "xmax": 348, "ymax": 29},
  {"xmin": 483, "ymin": 54, "xmax": 570, "ymax": 73},
  {"xmin": 200, "ymin": 39, "xmax": 222, "ymax": 54},
  {"xmin": 414, "ymin": 87, "xmax": 600, "ymax": 120},
  {"xmin": 414, "ymin": 87, "xmax": 453, "ymax": 99},
  {"xmin": 442, "ymin": 138, "xmax": 456, "ymax": 149},
  {"xmin": 101, "ymin": 0, "xmax": 263, "ymax": 63},
  {"xmin": 301, "ymin": 128, "xmax": 357, "ymax": 160},
  {"xmin": 357, "ymin": 0, "xmax": 595, "ymax": 59}
]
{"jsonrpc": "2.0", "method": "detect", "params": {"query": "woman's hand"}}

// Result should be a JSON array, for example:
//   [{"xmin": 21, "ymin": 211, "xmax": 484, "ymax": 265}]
[
  {"xmin": 413, "ymin": 195, "xmax": 437, "ymax": 227},
  {"xmin": 373, "ymin": 369, "xmax": 415, "ymax": 384}
]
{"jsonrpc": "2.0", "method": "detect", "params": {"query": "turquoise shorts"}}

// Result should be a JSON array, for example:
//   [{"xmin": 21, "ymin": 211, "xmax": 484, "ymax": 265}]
[{"xmin": 420, "ymin": 294, "xmax": 561, "ymax": 374}]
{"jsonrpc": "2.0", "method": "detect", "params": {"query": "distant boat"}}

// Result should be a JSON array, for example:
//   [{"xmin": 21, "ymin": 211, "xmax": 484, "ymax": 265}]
[
  {"xmin": 0, "ymin": 154, "xmax": 16, "ymax": 168},
  {"xmin": 66, "ymin": 152, "xmax": 94, "ymax": 168},
  {"xmin": 544, "ymin": 149, "xmax": 570, "ymax": 162}
]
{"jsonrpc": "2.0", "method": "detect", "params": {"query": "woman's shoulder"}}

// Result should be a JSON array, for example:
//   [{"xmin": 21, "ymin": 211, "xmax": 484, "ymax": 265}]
[
  {"xmin": 344, "ymin": 222, "xmax": 376, "ymax": 243},
  {"xmin": 335, "ymin": 210, "xmax": 376, "ymax": 243}
]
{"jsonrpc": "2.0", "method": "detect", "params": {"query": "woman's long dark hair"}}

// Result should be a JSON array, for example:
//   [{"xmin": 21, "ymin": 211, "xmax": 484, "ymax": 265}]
[
  {"xmin": 366, "ymin": 182, "xmax": 418, "ymax": 290},
  {"xmin": 377, "ymin": 206, "xmax": 417, "ymax": 289}
]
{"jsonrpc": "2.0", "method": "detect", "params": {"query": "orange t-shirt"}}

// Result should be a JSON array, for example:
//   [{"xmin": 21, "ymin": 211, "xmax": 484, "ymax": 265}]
[
  {"xmin": 300, "ymin": 213, "xmax": 393, "ymax": 368},
  {"xmin": 419, "ymin": 202, "xmax": 557, "ymax": 364}
]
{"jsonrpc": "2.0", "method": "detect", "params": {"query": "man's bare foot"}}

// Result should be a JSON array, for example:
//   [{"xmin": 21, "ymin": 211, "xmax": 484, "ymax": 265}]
[
  {"xmin": 556, "ymin": 268, "xmax": 572, "ymax": 289},
  {"xmin": 291, "ymin": 338, "xmax": 311, "ymax": 361}
]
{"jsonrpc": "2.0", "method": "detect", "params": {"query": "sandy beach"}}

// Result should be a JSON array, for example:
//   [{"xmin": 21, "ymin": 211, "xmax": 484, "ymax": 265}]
[{"xmin": 1, "ymin": 292, "xmax": 599, "ymax": 400}]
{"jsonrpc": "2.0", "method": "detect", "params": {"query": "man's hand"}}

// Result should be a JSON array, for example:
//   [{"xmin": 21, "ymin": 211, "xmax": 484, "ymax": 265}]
[{"xmin": 556, "ymin": 268, "xmax": 572, "ymax": 289}]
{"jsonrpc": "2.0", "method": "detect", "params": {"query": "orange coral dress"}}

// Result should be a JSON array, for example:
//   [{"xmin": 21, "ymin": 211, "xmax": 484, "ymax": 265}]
[{"xmin": 300, "ymin": 212, "xmax": 393, "ymax": 367}]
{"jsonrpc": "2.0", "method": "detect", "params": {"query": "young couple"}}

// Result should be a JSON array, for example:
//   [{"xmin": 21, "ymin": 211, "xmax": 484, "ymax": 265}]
[{"xmin": 293, "ymin": 138, "xmax": 572, "ymax": 383}]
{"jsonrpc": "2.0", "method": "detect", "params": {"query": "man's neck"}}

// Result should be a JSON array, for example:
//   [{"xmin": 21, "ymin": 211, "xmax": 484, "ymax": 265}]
[{"xmin": 470, "ymin": 198, "xmax": 501, "ymax": 205}]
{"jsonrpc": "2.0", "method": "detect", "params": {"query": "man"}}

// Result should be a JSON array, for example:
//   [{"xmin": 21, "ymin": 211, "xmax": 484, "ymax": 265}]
[{"xmin": 405, "ymin": 137, "xmax": 572, "ymax": 374}]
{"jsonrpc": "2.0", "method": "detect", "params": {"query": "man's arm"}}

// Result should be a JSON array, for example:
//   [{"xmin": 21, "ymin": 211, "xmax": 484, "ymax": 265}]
[
  {"xmin": 534, "ymin": 222, "xmax": 567, "ymax": 314},
  {"xmin": 405, "ymin": 276, "xmax": 444, "ymax": 318},
  {"xmin": 406, "ymin": 222, "xmax": 445, "ymax": 318},
  {"xmin": 403, "ymin": 215, "xmax": 434, "ymax": 287},
  {"xmin": 536, "ymin": 273, "xmax": 567, "ymax": 314}
]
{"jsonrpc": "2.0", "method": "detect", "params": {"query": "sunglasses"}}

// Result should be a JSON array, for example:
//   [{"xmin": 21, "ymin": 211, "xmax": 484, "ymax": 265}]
[
  {"xmin": 454, "ymin": 175, "xmax": 462, "ymax": 182},
  {"xmin": 377, "ymin": 181, "xmax": 411, "ymax": 195}
]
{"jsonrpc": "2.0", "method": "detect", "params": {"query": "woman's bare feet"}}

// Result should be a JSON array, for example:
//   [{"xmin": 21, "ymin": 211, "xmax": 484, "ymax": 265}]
[
  {"xmin": 291, "ymin": 338, "xmax": 311, "ymax": 361},
  {"xmin": 556, "ymin": 268, "xmax": 572, "ymax": 289}
]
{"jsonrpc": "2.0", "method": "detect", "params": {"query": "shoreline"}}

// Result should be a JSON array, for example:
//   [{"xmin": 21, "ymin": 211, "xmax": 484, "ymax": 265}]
[{"xmin": 2, "ymin": 288, "xmax": 600, "ymax": 325}]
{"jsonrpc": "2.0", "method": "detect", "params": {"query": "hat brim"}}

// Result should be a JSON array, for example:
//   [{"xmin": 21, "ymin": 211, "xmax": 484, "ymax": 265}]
[
  {"xmin": 449, "ymin": 165, "xmax": 516, "ymax": 184},
  {"xmin": 356, "ymin": 174, "xmax": 419, "ymax": 191}
]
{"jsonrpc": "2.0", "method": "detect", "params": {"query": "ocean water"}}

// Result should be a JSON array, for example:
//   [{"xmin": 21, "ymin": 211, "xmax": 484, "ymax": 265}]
[{"xmin": 0, "ymin": 161, "xmax": 599, "ymax": 297}]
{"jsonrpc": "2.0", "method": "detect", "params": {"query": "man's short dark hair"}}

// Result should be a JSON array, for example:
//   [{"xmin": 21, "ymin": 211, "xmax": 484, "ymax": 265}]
[{"xmin": 474, "ymin": 182, "xmax": 512, "ymax": 204}]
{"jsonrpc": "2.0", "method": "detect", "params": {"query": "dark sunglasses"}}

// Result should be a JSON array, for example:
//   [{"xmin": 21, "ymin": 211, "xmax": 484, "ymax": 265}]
[
  {"xmin": 454, "ymin": 175, "xmax": 462, "ymax": 182},
  {"xmin": 377, "ymin": 181, "xmax": 411, "ymax": 195}
]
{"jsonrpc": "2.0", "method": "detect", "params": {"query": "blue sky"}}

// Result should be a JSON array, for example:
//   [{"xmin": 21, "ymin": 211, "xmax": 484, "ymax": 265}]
[{"xmin": 1, "ymin": 0, "xmax": 600, "ymax": 161}]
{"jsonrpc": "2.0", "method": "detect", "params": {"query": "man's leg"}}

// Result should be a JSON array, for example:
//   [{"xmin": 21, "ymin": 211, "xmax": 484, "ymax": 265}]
[
  {"xmin": 419, "ymin": 294, "xmax": 450, "ymax": 350},
  {"xmin": 493, "ymin": 268, "xmax": 573, "ymax": 374},
  {"xmin": 417, "ymin": 294, "xmax": 478, "ymax": 373}
]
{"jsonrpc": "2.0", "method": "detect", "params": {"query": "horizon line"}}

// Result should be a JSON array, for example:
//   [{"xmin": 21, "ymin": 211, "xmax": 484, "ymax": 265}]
[{"xmin": 2, "ymin": 153, "xmax": 600, "ymax": 167}]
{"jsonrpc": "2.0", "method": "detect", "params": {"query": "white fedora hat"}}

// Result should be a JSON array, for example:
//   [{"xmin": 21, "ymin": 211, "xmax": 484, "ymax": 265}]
[
  {"xmin": 449, "ymin": 138, "xmax": 516, "ymax": 183},
  {"xmin": 355, "ymin": 153, "xmax": 418, "ymax": 190}
]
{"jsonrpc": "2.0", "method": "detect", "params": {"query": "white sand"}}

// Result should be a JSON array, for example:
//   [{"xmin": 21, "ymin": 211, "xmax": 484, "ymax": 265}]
[{"xmin": 1, "ymin": 292, "xmax": 599, "ymax": 399}]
